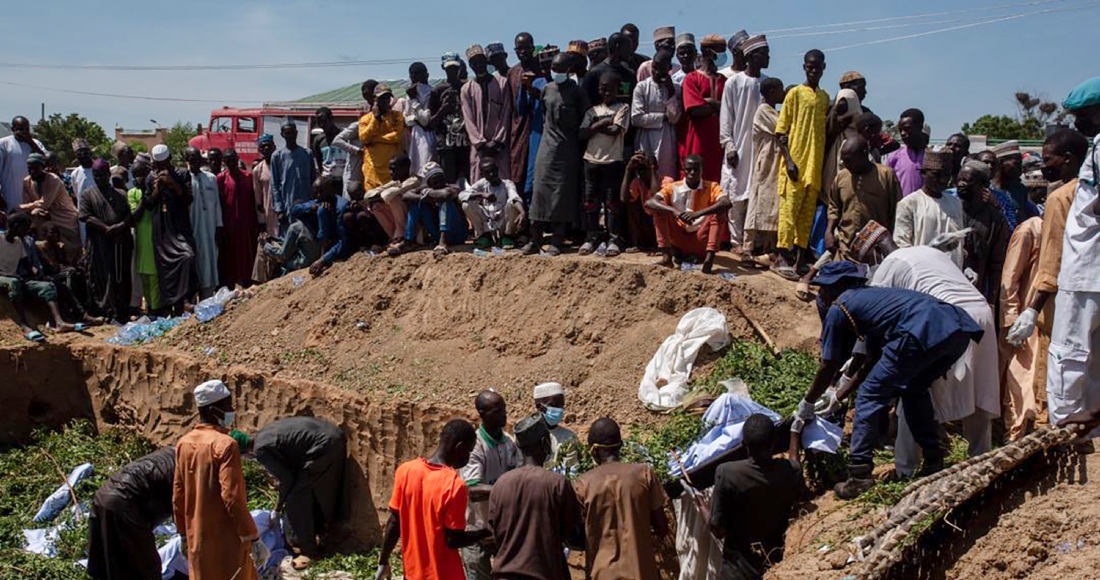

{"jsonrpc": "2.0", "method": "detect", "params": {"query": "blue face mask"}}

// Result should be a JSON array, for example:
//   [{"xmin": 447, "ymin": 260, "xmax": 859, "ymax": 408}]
[
  {"xmin": 542, "ymin": 407, "xmax": 565, "ymax": 427},
  {"xmin": 487, "ymin": 64, "xmax": 497, "ymax": 76},
  {"xmin": 551, "ymin": 71, "xmax": 569, "ymax": 84},
  {"xmin": 713, "ymin": 52, "xmax": 729, "ymax": 68},
  {"xmin": 220, "ymin": 411, "xmax": 236, "ymax": 429}
]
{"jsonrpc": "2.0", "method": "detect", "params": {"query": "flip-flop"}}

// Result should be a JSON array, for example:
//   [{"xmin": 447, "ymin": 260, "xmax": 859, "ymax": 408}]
[
  {"xmin": 795, "ymin": 282, "xmax": 814, "ymax": 301},
  {"xmin": 73, "ymin": 323, "xmax": 86, "ymax": 332},
  {"xmin": 25, "ymin": 330, "xmax": 46, "ymax": 343},
  {"xmin": 773, "ymin": 265, "xmax": 801, "ymax": 281},
  {"xmin": 606, "ymin": 243, "xmax": 622, "ymax": 257},
  {"xmin": 577, "ymin": 242, "xmax": 595, "ymax": 256}
]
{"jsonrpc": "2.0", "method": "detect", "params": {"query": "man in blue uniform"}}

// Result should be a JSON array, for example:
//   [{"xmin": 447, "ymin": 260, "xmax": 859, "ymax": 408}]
[{"xmin": 796, "ymin": 261, "xmax": 984, "ymax": 499}]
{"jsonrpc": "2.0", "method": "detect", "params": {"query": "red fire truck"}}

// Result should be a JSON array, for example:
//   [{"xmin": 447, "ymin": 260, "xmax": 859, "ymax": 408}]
[{"xmin": 188, "ymin": 104, "xmax": 363, "ymax": 166}]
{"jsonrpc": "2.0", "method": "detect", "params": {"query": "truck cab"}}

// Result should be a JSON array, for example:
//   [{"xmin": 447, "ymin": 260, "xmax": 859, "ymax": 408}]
[{"xmin": 190, "ymin": 105, "xmax": 362, "ymax": 167}]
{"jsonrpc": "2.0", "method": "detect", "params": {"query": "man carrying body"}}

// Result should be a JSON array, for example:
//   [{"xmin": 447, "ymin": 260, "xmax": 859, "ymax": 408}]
[
  {"xmin": 825, "ymin": 135, "xmax": 901, "ymax": 259},
  {"xmin": 797, "ymin": 261, "xmax": 984, "ymax": 498},
  {"xmin": 773, "ymin": 50, "xmax": 830, "ymax": 279},
  {"xmin": 186, "ymin": 147, "xmax": 223, "ymax": 298},
  {"xmin": 86, "ymin": 447, "xmax": 175, "ymax": 580},
  {"xmin": 710, "ymin": 414, "xmax": 802, "ymax": 579},
  {"xmin": 632, "ymin": 49, "xmax": 682, "ymax": 181},
  {"xmin": 459, "ymin": 390, "xmax": 521, "ymax": 580},
  {"xmin": 243, "ymin": 417, "xmax": 347, "ymax": 570},
  {"xmin": 884, "ymin": 109, "xmax": 928, "ymax": 197},
  {"xmin": 462, "ymin": 45, "xmax": 512, "ymax": 183},
  {"xmin": 719, "ymin": 34, "xmax": 769, "ymax": 256},
  {"xmin": 173, "ymin": 379, "xmax": 265, "ymax": 580},
  {"xmin": 573, "ymin": 418, "xmax": 668, "ymax": 580},
  {"xmin": 271, "ymin": 120, "xmax": 315, "ymax": 234},
  {"xmin": 461, "ymin": 158, "xmax": 523, "ymax": 249},
  {"xmin": 1041, "ymin": 78, "xmax": 1100, "ymax": 429},
  {"xmin": 1005, "ymin": 128, "xmax": 1090, "ymax": 415},
  {"xmin": 375, "ymin": 419, "xmax": 487, "ymax": 580},
  {"xmin": 646, "ymin": 155, "xmax": 732, "ymax": 273},
  {"xmin": 0, "ymin": 116, "xmax": 47, "ymax": 213},
  {"xmin": 893, "ymin": 150, "xmax": 965, "ymax": 268},
  {"xmin": 487, "ymin": 414, "xmax": 582, "ymax": 580}
]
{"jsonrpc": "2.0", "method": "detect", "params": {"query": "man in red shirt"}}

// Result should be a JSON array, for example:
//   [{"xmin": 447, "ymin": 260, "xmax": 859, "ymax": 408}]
[{"xmin": 376, "ymin": 419, "xmax": 489, "ymax": 580}]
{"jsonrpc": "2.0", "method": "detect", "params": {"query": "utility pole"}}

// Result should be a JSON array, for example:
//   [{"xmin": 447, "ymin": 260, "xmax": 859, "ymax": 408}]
[{"xmin": 40, "ymin": 103, "xmax": 45, "ymax": 122}]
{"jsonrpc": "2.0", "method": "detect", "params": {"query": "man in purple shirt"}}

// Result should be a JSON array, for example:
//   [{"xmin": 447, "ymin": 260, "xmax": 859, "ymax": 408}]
[{"xmin": 885, "ymin": 108, "xmax": 927, "ymax": 196}]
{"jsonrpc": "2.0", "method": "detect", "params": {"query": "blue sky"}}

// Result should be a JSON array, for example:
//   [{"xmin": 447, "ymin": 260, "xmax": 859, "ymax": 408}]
[{"xmin": 0, "ymin": 0, "xmax": 1092, "ymax": 139}]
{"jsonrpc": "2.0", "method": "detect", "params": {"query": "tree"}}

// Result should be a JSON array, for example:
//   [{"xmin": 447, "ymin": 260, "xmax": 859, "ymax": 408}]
[
  {"xmin": 33, "ymin": 113, "xmax": 110, "ymax": 167},
  {"xmin": 960, "ymin": 90, "xmax": 1066, "ymax": 140},
  {"xmin": 163, "ymin": 122, "xmax": 198, "ymax": 164},
  {"xmin": 127, "ymin": 141, "xmax": 149, "ymax": 154}
]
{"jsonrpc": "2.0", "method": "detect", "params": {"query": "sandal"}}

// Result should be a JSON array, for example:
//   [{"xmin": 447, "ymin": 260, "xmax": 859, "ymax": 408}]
[
  {"xmin": 773, "ymin": 265, "xmax": 800, "ymax": 281},
  {"xmin": 24, "ymin": 330, "xmax": 46, "ymax": 343},
  {"xmin": 606, "ymin": 242, "xmax": 622, "ymax": 257},
  {"xmin": 544, "ymin": 245, "xmax": 562, "ymax": 257},
  {"xmin": 577, "ymin": 241, "xmax": 596, "ymax": 256},
  {"xmin": 795, "ymin": 281, "xmax": 814, "ymax": 301}
]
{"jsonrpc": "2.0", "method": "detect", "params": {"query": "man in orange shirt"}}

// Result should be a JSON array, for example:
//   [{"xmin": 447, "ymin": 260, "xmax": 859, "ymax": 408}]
[
  {"xmin": 645, "ymin": 154, "xmax": 732, "ymax": 273},
  {"xmin": 375, "ymin": 419, "xmax": 489, "ymax": 580},
  {"xmin": 172, "ymin": 380, "xmax": 266, "ymax": 580}
]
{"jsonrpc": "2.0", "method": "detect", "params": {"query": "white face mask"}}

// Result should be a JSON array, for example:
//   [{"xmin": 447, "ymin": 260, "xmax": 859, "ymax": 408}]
[
  {"xmin": 220, "ymin": 410, "xmax": 236, "ymax": 429},
  {"xmin": 551, "ymin": 71, "xmax": 569, "ymax": 84}
]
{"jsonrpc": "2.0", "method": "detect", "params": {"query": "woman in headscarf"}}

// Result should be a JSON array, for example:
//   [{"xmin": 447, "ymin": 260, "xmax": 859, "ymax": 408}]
[{"xmin": 79, "ymin": 159, "xmax": 134, "ymax": 322}]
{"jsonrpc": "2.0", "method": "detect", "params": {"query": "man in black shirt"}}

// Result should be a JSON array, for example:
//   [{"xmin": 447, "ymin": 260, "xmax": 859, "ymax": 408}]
[{"xmin": 710, "ymin": 414, "xmax": 803, "ymax": 580}]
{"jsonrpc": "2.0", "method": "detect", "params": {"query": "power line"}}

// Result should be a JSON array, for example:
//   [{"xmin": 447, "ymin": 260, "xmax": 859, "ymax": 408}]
[
  {"xmin": 0, "ymin": 81, "xmax": 265, "ymax": 104},
  {"xmin": 0, "ymin": 0, "xmax": 1071, "ymax": 72},
  {"xmin": 818, "ymin": 0, "xmax": 1096, "ymax": 53}
]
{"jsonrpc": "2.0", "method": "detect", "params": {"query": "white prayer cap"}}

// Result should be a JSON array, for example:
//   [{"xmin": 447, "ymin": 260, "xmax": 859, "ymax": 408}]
[
  {"xmin": 533, "ymin": 382, "xmax": 565, "ymax": 399},
  {"xmin": 194, "ymin": 379, "xmax": 231, "ymax": 407},
  {"xmin": 151, "ymin": 144, "xmax": 170, "ymax": 162}
]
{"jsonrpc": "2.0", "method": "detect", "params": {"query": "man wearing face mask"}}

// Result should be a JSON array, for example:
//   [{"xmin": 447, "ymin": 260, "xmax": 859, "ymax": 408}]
[
  {"xmin": 173, "ymin": 380, "xmax": 266, "ymax": 580},
  {"xmin": 533, "ymin": 382, "xmax": 577, "ymax": 469}
]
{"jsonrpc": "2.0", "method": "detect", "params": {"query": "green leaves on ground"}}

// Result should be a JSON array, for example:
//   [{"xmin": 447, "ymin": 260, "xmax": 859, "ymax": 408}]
[{"xmin": 699, "ymin": 339, "xmax": 819, "ymax": 417}]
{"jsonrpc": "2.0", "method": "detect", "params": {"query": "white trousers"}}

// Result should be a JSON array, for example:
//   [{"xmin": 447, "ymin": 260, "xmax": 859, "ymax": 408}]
[
  {"xmin": 895, "ymin": 404, "xmax": 992, "ymax": 477},
  {"xmin": 1047, "ymin": 290, "xmax": 1100, "ymax": 426},
  {"xmin": 462, "ymin": 200, "xmax": 523, "ymax": 238},
  {"xmin": 727, "ymin": 199, "xmax": 748, "ymax": 249}
]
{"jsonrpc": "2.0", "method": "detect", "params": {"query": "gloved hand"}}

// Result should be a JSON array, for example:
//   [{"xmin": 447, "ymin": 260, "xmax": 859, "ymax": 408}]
[
  {"xmin": 374, "ymin": 563, "xmax": 392, "ymax": 580},
  {"xmin": 929, "ymin": 228, "xmax": 972, "ymax": 252},
  {"xmin": 791, "ymin": 414, "xmax": 806, "ymax": 434},
  {"xmin": 250, "ymin": 539, "xmax": 271, "ymax": 568},
  {"xmin": 797, "ymin": 398, "xmax": 816, "ymax": 421},
  {"xmin": 815, "ymin": 387, "xmax": 843, "ymax": 417},
  {"xmin": 963, "ymin": 267, "xmax": 979, "ymax": 284},
  {"xmin": 1006, "ymin": 307, "xmax": 1038, "ymax": 346}
]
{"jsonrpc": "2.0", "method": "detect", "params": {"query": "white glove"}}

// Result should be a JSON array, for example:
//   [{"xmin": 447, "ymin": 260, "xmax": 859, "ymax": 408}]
[
  {"xmin": 929, "ymin": 227, "xmax": 972, "ymax": 252},
  {"xmin": 375, "ymin": 563, "xmax": 392, "ymax": 580},
  {"xmin": 797, "ymin": 398, "xmax": 816, "ymax": 421},
  {"xmin": 963, "ymin": 267, "xmax": 979, "ymax": 284},
  {"xmin": 1006, "ymin": 307, "xmax": 1038, "ymax": 346},
  {"xmin": 815, "ymin": 387, "xmax": 842, "ymax": 417},
  {"xmin": 250, "ymin": 539, "xmax": 271, "ymax": 568}
]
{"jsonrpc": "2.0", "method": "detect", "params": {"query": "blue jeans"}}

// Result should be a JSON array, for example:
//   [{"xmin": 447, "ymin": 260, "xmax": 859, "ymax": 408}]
[
  {"xmin": 405, "ymin": 199, "xmax": 468, "ymax": 245},
  {"xmin": 849, "ymin": 331, "xmax": 973, "ymax": 465}
]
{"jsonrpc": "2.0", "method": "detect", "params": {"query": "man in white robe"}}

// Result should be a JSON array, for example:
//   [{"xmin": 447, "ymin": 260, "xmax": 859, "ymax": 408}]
[
  {"xmin": 893, "ymin": 151, "xmax": 965, "ymax": 268},
  {"xmin": 0, "ymin": 116, "xmax": 47, "ymax": 212},
  {"xmin": 631, "ymin": 50, "xmax": 681, "ymax": 181},
  {"xmin": 405, "ymin": 62, "xmax": 438, "ymax": 175},
  {"xmin": 718, "ymin": 34, "xmax": 768, "ymax": 252},
  {"xmin": 185, "ymin": 147, "xmax": 222, "ymax": 298}
]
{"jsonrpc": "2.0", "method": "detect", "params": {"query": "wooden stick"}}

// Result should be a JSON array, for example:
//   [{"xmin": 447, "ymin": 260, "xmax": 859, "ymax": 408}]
[{"xmin": 734, "ymin": 303, "xmax": 780, "ymax": 356}]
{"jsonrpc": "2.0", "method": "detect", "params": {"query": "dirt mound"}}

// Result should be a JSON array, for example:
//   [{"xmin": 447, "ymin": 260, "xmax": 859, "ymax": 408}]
[{"xmin": 155, "ymin": 251, "xmax": 819, "ymax": 429}]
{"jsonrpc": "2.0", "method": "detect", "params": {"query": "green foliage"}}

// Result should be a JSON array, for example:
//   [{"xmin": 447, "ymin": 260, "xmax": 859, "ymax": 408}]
[
  {"xmin": 0, "ymin": 421, "xmax": 155, "ymax": 579},
  {"xmin": 242, "ymin": 458, "xmax": 279, "ymax": 511},
  {"xmin": 164, "ymin": 122, "xmax": 199, "ymax": 164},
  {"xmin": 960, "ymin": 114, "xmax": 1045, "ymax": 141},
  {"xmin": 304, "ymin": 548, "xmax": 403, "ymax": 579},
  {"xmin": 624, "ymin": 412, "xmax": 709, "ymax": 482},
  {"xmin": 127, "ymin": 141, "xmax": 149, "ymax": 154},
  {"xmin": 700, "ymin": 339, "xmax": 819, "ymax": 417},
  {"xmin": 32, "ymin": 113, "xmax": 110, "ymax": 168}
]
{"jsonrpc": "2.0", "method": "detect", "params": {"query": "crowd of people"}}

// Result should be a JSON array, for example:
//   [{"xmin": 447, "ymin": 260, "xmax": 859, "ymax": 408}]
[{"xmin": 4, "ymin": 19, "xmax": 1100, "ymax": 580}]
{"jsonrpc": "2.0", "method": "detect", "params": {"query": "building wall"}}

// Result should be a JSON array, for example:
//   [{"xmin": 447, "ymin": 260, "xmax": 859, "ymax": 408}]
[{"xmin": 114, "ymin": 127, "xmax": 168, "ymax": 151}]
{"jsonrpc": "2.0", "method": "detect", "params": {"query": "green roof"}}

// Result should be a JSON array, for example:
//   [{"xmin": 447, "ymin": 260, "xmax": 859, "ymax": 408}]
[{"xmin": 277, "ymin": 79, "xmax": 447, "ymax": 108}]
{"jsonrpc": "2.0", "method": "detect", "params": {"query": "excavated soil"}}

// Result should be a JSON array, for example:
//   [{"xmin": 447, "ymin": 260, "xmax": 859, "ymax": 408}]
[{"xmin": 766, "ymin": 448, "xmax": 1100, "ymax": 579}]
